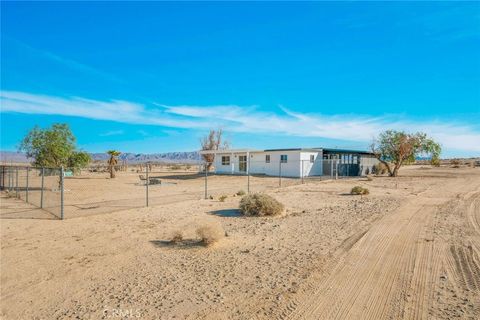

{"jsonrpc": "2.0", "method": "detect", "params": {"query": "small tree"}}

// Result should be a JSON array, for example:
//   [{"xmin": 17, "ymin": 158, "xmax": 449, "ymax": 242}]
[
  {"xmin": 19, "ymin": 123, "xmax": 91, "ymax": 170},
  {"xmin": 371, "ymin": 130, "xmax": 441, "ymax": 177},
  {"xmin": 200, "ymin": 129, "xmax": 229, "ymax": 171},
  {"xmin": 107, "ymin": 150, "xmax": 121, "ymax": 178},
  {"xmin": 68, "ymin": 151, "xmax": 92, "ymax": 174}
]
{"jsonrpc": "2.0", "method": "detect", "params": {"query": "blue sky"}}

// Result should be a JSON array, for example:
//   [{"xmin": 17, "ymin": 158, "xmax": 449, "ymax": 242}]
[{"xmin": 1, "ymin": 2, "xmax": 479, "ymax": 157}]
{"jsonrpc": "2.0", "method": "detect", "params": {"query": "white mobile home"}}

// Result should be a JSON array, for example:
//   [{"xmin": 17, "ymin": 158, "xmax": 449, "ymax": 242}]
[{"xmin": 199, "ymin": 148, "xmax": 379, "ymax": 178}]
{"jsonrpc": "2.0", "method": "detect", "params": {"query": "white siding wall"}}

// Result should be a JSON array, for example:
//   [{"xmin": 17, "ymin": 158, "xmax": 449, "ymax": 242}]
[
  {"xmin": 212, "ymin": 150, "xmax": 325, "ymax": 177},
  {"xmin": 213, "ymin": 153, "xmax": 246, "ymax": 174},
  {"xmin": 250, "ymin": 151, "xmax": 301, "ymax": 177},
  {"xmin": 300, "ymin": 151, "xmax": 323, "ymax": 176}
]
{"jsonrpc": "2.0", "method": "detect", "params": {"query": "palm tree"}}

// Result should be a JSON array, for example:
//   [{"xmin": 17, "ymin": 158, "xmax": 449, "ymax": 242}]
[{"xmin": 107, "ymin": 150, "xmax": 121, "ymax": 178}]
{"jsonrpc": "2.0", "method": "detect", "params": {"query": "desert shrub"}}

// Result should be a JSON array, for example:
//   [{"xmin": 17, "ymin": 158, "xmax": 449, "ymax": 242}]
[
  {"xmin": 351, "ymin": 186, "xmax": 370, "ymax": 195},
  {"xmin": 450, "ymin": 159, "xmax": 461, "ymax": 168},
  {"xmin": 196, "ymin": 222, "xmax": 225, "ymax": 246},
  {"xmin": 431, "ymin": 158, "xmax": 441, "ymax": 167},
  {"xmin": 169, "ymin": 164, "xmax": 182, "ymax": 170},
  {"xmin": 236, "ymin": 190, "xmax": 246, "ymax": 196},
  {"xmin": 219, "ymin": 195, "xmax": 228, "ymax": 202},
  {"xmin": 372, "ymin": 163, "xmax": 387, "ymax": 175},
  {"xmin": 239, "ymin": 193, "xmax": 284, "ymax": 216},
  {"xmin": 366, "ymin": 176, "xmax": 373, "ymax": 181},
  {"xmin": 170, "ymin": 230, "xmax": 183, "ymax": 244}
]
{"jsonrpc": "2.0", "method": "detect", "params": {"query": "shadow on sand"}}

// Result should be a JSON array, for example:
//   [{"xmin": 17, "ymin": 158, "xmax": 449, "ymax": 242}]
[
  {"xmin": 150, "ymin": 239, "xmax": 206, "ymax": 249},
  {"xmin": 209, "ymin": 209, "xmax": 243, "ymax": 218}
]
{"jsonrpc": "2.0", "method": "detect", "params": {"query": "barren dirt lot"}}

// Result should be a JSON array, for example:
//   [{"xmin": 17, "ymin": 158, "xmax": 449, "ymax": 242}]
[{"xmin": 1, "ymin": 166, "xmax": 479, "ymax": 319}]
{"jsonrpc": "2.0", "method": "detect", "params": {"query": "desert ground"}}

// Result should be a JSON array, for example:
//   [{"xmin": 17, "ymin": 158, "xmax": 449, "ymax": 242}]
[{"xmin": 1, "ymin": 166, "xmax": 479, "ymax": 319}]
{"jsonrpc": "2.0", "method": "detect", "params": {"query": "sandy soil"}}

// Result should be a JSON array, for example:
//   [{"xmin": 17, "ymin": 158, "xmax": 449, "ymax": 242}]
[{"xmin": 1, "ymin": 166, "xmax": 479, "ymax": 319}]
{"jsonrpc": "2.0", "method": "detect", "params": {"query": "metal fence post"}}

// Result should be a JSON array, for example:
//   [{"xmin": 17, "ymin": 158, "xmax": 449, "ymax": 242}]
[
  {"xmin": 301, "ymin": 160, "xmax": 304, "ymax": 184},
  {"xmin": 60, "ymin": 166, "xmax": 64, "ymax": 220},
  {"xmin": 247, "ymin": 157, "xmax": 250, "ymax": 194},
  {"xmin": 40, "ymin": 167, "xmax": 45, "ymax": 208},
  {"xmin": 15, "ymin": 167, "xmax": 19, "ymax": 198},
  {"xmin": 26, "ymin": 167, "xmax": 29, "ymax": 202},
  {"xmin": 204, "ymin": 163, "xmax": 208, "ymax": 199},
  {"xmin": 279, "ymin": 161, "xmax": 282, "ymax": 187},
  {"xmin": 146, "ymin": 165, "xmax": 149, "ymax": 207}
]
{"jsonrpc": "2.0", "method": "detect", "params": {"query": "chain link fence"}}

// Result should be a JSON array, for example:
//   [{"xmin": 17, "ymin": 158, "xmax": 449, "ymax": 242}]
[
  {"xmin": 1, "ymin": 160, "xmax": 365, "ymax": 220},
  {"xmin": 1, "ymin": 166, "xmax": 63, "ymax": 219}
]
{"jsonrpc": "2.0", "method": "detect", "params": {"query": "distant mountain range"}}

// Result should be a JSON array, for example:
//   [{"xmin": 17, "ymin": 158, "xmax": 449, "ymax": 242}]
[{"xmin": 0, "ymin": 151, "xmax": 201, "ymax": 164}]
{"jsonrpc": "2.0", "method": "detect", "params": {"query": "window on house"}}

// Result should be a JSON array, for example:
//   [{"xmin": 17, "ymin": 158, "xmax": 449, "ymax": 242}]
[
  {"xmin": 310, "ymin": 155, "xmax": 315, "ymax": 163},
  {"xmin": 280, "ymin": 155, "xmax": 288, "ymax": 163},
  {"xmin": 221, "ymin": 156, "xmax": 230, "ymax": 165},
  {"xmin": 265, "ymin": 155, "xmax": 270, "ymax": 163}
]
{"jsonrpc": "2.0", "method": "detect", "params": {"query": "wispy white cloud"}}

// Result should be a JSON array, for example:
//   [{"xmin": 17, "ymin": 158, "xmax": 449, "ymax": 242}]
[
  {"xmin": 1, "ymin": 90, "xmax": 479, "ymax": 152},
  {"xmin": 9, "ymin": 39, "xmax": 124, "ymax": 83},
  {"xmin": 99, "ymin": 130, "xmax": 124, "ymax": 137}
]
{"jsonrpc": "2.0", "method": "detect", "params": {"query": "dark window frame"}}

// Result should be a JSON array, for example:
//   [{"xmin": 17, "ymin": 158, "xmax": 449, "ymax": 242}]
[{"xmin": 221, "ymin": 156, "xmax": 230, "ymax": 165}]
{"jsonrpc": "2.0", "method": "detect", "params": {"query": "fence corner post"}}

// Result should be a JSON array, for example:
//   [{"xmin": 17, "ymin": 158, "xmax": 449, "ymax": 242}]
[{"xmin": 60, "ymin": 166, "xmax": 64, "ymax": 220}]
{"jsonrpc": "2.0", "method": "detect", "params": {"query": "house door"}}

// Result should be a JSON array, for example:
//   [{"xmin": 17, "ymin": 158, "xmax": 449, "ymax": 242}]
[{"xmin": 239, "ymin": 156, "xmax": 247, "ymax": 172}]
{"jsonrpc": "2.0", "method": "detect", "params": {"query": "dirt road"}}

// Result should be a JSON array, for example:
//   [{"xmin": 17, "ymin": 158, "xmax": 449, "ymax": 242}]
[{"xmin": 285, "ymin": 172, "xmax": 480, "ymax": 319}]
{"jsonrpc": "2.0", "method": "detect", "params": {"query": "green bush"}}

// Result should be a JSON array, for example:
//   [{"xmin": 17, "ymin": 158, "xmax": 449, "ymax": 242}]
[
  {"xmin": 236, "ymin": 190, "xmax": 246, "ymax": 196},
  {"xmin": 219, "ymin": 195, "xmax": 228, "ymax": 202},
  {"xmin": 351, "ymin": 186, "xmax": 370, "ymax": 195},
  {"xmin": 239, "ymin": 193, "xmax": 284, "ymax": 216}
]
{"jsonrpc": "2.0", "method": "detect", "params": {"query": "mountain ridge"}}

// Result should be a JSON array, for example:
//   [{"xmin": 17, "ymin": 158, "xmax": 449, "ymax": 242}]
[{"xmin": 0, "ymin": 151, "xmax": 201, "ymax": 164}]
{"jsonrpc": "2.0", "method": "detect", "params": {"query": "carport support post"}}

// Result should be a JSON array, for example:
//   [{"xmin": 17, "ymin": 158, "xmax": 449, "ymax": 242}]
[
  {"xmin": 40, "ymin": 167, "xmax": 44, "ymax": 208},
  {"xmin": 335, "ymin": 160, "xmax": 338, "ymax": 180},
  {"xmin": 26, "ymin": 167, "xmax": 29, "ymax": 202},
  {"xmin": 204, "ymin": 163, "xmax": 208, "ymax": 199},
  {"xmin": 60, "ymin": 166, "xmax": 64, "ymax": 220},
  {"xmin": 146, "ymin": 165, "xmax": 149, "ymax": 207},
  {"xmin": 330, "ymin": 160, "xmax": 333, "ymax": 179}
]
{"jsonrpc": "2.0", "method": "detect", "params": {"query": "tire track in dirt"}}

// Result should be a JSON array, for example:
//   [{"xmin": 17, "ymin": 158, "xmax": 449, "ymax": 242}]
[{"xmin": 285, "ymin": 177, "xmax": 478, "ymax": 320}]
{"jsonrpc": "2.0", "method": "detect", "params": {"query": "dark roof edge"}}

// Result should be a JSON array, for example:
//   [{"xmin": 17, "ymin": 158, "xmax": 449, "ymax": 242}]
[{"xmin": 321, "ymin": 148, "xmax": 374, "ymax": 155}]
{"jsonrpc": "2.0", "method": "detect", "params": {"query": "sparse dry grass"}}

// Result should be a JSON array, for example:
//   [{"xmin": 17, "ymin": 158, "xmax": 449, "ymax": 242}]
[
  {"xmin": 236, "ymin": 190, "xmax": 246, "ymax": 196},
  {"xmin": 239, "ymin": 193, "xmax": 284, "ymax": 216},
  {"xmin": 170, "ymin": 230, "xmax": 183, "ymax": 244},
  {"xmin": 196, "ymin": 222, "xmax": 225, "ymax": 246}
]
